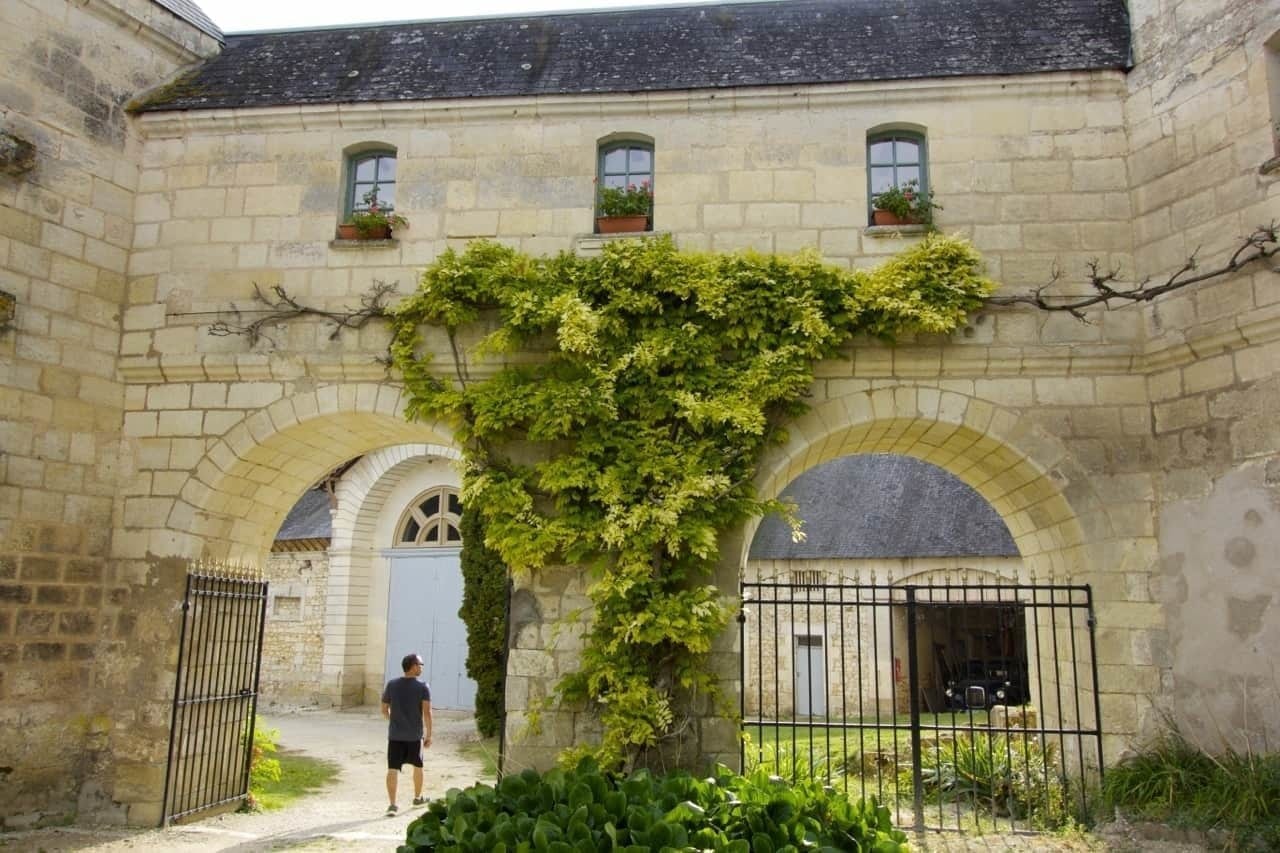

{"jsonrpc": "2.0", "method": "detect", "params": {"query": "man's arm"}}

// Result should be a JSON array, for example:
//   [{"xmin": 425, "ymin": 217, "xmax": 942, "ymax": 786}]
[
  {"xmin": 421, "ymin": 699, "xmax": 433, "ymax": 746},
  {"xmin": 381, "ymin": 701, "xmax": 391, "ymax": 720}
]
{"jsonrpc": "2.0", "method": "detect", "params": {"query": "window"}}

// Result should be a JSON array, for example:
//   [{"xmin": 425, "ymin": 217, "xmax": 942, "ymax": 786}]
[
  {"xmin": 867, "ymin": 129, "xmax": 927, "ymax": 222},
  {"xmin": 347, "ymin": 148, "xmax": 397, "ymax": 214},
  {"xmin": 596, "ymin": 136, "xmax": 654, "ymax": 231},
  {"xmin": 394, "ymin": 487, "xmax": 462, "ymax": 547}
]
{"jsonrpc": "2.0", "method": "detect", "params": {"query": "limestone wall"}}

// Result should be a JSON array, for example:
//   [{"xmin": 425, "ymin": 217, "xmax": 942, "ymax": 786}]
[
  {"xmin": 1, "ymin": 0, "xmax": 1276, "ymax": 825},
  {"xmin": 260, "ymin": 549, "xmax": 329, "ymax": 707},
  {"xmin": 1127, "ymin": 0, "xmax": 1280, "ymax": 749},
  {"xmin": 0, "ymin": 0, "xmax": 218, "ymax": 828}
]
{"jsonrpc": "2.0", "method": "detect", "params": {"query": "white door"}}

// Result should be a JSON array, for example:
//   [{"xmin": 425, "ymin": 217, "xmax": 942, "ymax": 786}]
[
  {"xmin": 795, "ymin": 634, "xmax": 826, "ymax": 717},
  {"xmin": 383, "ymin": 548, "xmax": 476, "ymax": 711}
]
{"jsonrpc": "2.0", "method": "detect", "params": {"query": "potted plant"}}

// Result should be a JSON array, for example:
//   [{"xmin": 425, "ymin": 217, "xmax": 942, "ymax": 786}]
[
  {"xmin": 337, "ymin": 187, "xmax": 408, "ymax": 240},
  {"xmin": 595, "ymin": 180, "xmax": 652, "ymax": 233},
  {"xmin": 871, "ymin": 179, "xmax": 940, "ymax": 227}
]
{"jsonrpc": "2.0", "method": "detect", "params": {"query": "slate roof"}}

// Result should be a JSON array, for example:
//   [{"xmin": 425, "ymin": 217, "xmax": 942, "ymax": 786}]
[
  {"xmin": 274, "ymin": 489, "xmax": 332, "ymax": 540},
  {"xmin": 748, "ymin": 454, "xmax": 1018, "ymax": 560},
  {"xmin": 136, "ymin": 0, "xmax": 1130, "ymax": 112},
  {"xmin": 152, "ymin": 0, "xmax": 223, "ymax": 42}
]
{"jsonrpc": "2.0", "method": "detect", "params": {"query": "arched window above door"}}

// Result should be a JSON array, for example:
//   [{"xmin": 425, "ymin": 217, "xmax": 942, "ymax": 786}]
[{"xmin": 394, "ymin": 486, "xmax": 462, "ymax": 547}]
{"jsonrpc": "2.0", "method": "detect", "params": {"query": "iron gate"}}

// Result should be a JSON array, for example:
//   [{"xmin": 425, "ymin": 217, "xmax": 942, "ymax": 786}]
[
  {"xmin": 740, "ymin": 579, "xmax": 1103, "ymax": 834},
  {"xmin": 162, "ymin": 569, "xmax": 269, "ymax": 824}
]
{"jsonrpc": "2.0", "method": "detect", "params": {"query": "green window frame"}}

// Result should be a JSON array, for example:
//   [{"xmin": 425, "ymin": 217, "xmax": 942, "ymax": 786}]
[
  {"xmin": 348, "ymin": 151, "xmax": 397, "ymax": 215},
  {"xmin": 867, "ymin": 131, "xmax": 927, "ymax": 222},
  {"xmin": 597, "ymin": 140, "xmax": 654, "ymax": 229}
]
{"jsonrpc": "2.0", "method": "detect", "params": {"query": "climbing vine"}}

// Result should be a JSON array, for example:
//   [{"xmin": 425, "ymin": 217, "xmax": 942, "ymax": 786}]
[{"xmin": 385, "ymin": 235, "xmax": 994, "ymax": 770}]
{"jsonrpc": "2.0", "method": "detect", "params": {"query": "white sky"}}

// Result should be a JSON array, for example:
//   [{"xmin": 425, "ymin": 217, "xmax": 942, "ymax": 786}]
[{"xmin": 197, "ymin": 0, "xmax": 721, "ymax": 33}]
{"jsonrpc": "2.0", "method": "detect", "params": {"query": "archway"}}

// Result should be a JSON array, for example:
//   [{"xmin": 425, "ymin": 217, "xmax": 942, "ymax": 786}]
[
  {"xmin": 158, "ymin": 386, "xmax": 461, "ymax": 704},
  {"xmin": 736, "ymin": 388, "xmax": 1109, "ymax": 829},
  {"xmin": 329, "ymin": 444, "xmax": 464, "ymax": 706}
]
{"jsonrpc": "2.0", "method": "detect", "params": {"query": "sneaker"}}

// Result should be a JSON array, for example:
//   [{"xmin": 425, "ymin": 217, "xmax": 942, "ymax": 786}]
[
  {"xmin": 386, "ymin": 803, "xmax": 398, "ymax": 815},
  {"xmin": 412, "ymin": 796, "xmax": 427, "ymax": 806}
]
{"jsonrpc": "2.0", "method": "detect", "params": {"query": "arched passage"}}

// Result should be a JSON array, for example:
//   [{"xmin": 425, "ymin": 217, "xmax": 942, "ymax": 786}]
[
  {"xmin": 731, "ymin": 388, "xmax": 1113, "ymax": 771},
  {"xmin": 177, "ymin": 392, "xmax": 461, "ymax": 705},
  {"xmin": 746, "ymin": 388, "xmax": 1102, "ymax": 580},
  {"xmin": 168, "ymin": 385, "xmax": 458, "ymax": 565},
  {"xmin": 327, "ymin": 444, "xmax": 463, "ymax": 704}
]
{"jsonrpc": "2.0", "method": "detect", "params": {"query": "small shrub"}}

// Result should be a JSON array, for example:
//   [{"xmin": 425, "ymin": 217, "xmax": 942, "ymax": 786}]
[
  {"xmin": 1103, "ymin": 728, "xmax": 1280, "ymax": 850},
  {"xmin": 914, "ymin": 732, "xmax": 1067, "ymax": 829},
  {"xmin": 243, "ymin": 718, "xmax": 281, "ymax": 811},
  {"xmin": 400, "ymin": 758, "xmax": 908, "ymax": 852}
]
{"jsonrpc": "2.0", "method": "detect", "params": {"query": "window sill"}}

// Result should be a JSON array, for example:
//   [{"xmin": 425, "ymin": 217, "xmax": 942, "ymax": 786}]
[
  {"xmin": 575, "ymin": 230, "xmax": 667, "ymax": 253},
  {"xmin": 864, "ymin": 224, "xmax": 930, "ymax": 238},
  {"xmin": 329, "ymin": 238, "xmax": 399, "ymax": 249}
]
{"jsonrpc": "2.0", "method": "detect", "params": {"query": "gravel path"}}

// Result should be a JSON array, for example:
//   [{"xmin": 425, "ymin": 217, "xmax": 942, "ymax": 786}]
[{"xmin": 2, "ymin": 707, "xmax": 490, "ymax": 852}]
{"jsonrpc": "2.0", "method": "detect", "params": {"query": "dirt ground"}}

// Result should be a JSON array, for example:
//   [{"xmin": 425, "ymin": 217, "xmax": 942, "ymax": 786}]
[{"xmin": 0, "ymin": 707, "xmax": 1206, "ymax": 853}]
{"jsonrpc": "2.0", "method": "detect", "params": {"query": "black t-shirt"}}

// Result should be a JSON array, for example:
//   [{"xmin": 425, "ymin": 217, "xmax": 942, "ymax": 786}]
[{"xmin": 381, "ymin": 677, "xmax": 431, "ymax": 741}]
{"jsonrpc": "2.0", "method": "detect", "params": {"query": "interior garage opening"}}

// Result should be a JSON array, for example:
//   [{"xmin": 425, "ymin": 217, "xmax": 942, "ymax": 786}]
[{"xmin": 907, "ymin": 602, "xmax": 1029, "ymax": 714}]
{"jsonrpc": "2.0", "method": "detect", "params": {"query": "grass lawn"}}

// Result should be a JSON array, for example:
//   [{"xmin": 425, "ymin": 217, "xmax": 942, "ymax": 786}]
[
  {"xmin": 253, "ymin": 749, "xmax": 341, "ymax": 811},
  {"xmin": 457, "ymin": 736, "xmax": 501, "ymax": 779},
  {"xmin": 744, "ymin": 711, "xmax": 993, "ymax": 767}
]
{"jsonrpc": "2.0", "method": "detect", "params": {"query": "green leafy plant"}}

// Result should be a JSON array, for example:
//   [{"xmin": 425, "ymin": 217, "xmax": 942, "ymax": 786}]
[
  {"xmin": 399, "ymin": 759, "xmax": 909, "ymax": 852},
  {"xmin": 387, "ymin": 235, "xmax": 993, "ymax": 770},
  {"xmin": 243, "ymin": 718, "xmax": 281, "ymax": 811},
  {"xmin": 596, "ymin": 180, "xmax": 653, "ymax": 217},
  {"xmin": 459, "ymin": 508, "xmax": 509, "ymax": 739},
  {"xmin": 348, "ymin": 186, "xmax": 408, "ymax": 236},
  {"xmin": 872, "ymin": 179, "xmax": 941, "ymax": 227},
  {"xmin": 913, "ymin": 732, "xmax": 1067, "ymax": 829},
  {"xmin": 1103, "ymin": 727, "xmax": 1280, "ymax": 849}
]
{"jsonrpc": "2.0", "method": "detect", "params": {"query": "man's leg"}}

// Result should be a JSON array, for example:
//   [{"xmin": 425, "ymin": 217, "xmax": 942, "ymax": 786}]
[
  {"xmin": 412, "ymin": 764, "xmax": 424, "ymax": 799},
  {"xmin": 386, "ymin": 768, "xmax": 398, "ymax": 806}
]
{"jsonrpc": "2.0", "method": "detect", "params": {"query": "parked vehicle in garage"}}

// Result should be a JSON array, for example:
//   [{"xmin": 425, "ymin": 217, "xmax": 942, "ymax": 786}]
[{"xmin": 944, "ymin": 658, "xmax": 1028, "ymax": 711}]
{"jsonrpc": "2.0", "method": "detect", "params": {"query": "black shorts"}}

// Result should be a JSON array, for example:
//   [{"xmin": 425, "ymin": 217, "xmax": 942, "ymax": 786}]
[{"xmin": 387, "ymin": 739, "xmax": 423, "ymax": 769}]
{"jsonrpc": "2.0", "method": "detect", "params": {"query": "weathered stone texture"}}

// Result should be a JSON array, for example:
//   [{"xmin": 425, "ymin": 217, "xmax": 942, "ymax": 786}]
[
  {"xmin": 259, "ymin": 549, "xmax": 329, "ymax": 706},
  {"xmin": 1126, "ymin": 0, "xmax": 1280, "ymax": 748},
  {"xmin": 1, "ymin": 0, "xmax": 1277, "ymax": 830},
  {"xmin": 0, "ymin": 0, "xmax": 218, "ymax": 830}
]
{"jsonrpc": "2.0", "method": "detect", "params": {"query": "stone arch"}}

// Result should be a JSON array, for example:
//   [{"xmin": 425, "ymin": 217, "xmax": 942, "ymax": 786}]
[
  {"xmin": 733, "ymin": 386, "xmax": 1109, "ymax": 749},
  {"xmin": 325, "ymin": 443, "xmax": 463, "ymax": 704},
  {"xmin": 746, "ymin": 387, "xmax": 1102, "ymax": 581},
  {"xmin": 172, "ymin": 384, "xmax": 457, "ymax": 564}
]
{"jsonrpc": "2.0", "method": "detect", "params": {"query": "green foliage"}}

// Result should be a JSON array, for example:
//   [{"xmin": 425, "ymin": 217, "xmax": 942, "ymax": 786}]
[
  {"xmin": 913, "ymin": 732, "xmax": 1067, "ymax": 829},
  {"xmin": 1102, "ymin": 728, "xmax": 1280, "ymax": 849},
  {"xmin": 244, "ymin": 718, "xmax": 281, "ymax": 811},
  {"xmin": 398, "ymin": 759, "xmax": 909, "ymax": 852},
  {"xmin": 597, "ymin": 181, "xmax": 653, "ymax": 217},
  {"xmin": 253, "ymin": 752, "xmax": 341, "ymax": 812},
  {"xmin": 388, "ymin": 235, "xmax": 993, "ymax": 769},
  {"xmin": 460, "ymin": 509, "xmax": 509, "ymax": 738},
  {"xmin": 348, "ymin": 186, "xmax": 408, "ymax": 236},
  {"xmin": 871, "ymin": 179, "xmax": 941, "ymax": 227}
]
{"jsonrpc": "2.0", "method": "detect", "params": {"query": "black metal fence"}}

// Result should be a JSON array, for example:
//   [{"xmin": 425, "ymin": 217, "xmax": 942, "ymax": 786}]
[
  {"xmin": 162, "ymin": 569, "xmax": 269, "ymax": 824},
  {"xmin": 740, "ymin": 579, "xmax": 1103, "ymax": 834}
]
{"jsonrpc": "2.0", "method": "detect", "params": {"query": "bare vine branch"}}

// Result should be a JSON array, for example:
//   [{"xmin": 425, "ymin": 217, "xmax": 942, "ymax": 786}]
[
  {"xmin": 986, "ymin": 223, "xmax": 1279, "ymax": 320},
  {"xmin": 208, "ymin": 280, "xmax": 398, "ymax": 345}
]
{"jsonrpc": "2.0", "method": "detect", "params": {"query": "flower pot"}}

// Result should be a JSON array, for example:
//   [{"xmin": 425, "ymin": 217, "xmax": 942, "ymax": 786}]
[
  {"xmin": 595, "ymin": 215, "xmax": 649, "ymax": 234},
  {"xmin": 336, "ymin": 223, "xmax": 391, "ymax": 240},
  {"xmin": 872, "ymin": 208, "xmax": 907, "ymax": 226}
]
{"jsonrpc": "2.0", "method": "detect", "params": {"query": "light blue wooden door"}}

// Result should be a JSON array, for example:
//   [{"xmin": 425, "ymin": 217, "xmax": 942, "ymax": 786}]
[
  {"xmin": 383, "ymin": 548, "xmax": 476, "ymax": 711},
  {"xmin": 795, "ymin": 634, "xmax": 826, "ymax": 717}
]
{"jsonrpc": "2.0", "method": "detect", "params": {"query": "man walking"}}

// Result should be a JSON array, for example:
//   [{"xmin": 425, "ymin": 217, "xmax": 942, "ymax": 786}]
[{"xmin": 381, "ymin": 652, "xmax": 433, "ymax": 814}]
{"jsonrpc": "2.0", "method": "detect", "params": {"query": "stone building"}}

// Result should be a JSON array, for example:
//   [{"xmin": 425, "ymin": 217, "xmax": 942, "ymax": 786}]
[{"xmin": 1, "ymin": 0, "xmax": 1277, "ymax": 829}]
